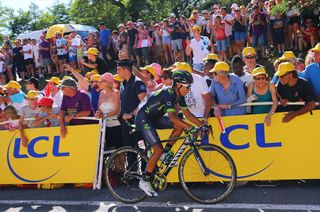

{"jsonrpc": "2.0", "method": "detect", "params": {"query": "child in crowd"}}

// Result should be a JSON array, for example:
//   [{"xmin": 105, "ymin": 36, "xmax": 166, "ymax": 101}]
[
  {"xmin": 2, "ymin": 106, "xmax": 20, "ymax": 131},
  {"xmin": 214, "ymin": 15, "xmax": 227, "ymax": 61},
  {"xmin": 33, "ymin": 97, "xmax": 59, "ymax": 128}
]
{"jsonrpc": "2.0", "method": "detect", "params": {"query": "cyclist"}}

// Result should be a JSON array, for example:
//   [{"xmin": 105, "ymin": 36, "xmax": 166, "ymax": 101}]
[{"xmin": 135, "ymin": 70, "xmax": 203, "ymax": 197}]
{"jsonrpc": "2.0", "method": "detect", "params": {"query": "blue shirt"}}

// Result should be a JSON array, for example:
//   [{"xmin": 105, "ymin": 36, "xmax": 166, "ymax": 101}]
[
  {"xmin": 99, "ymin": 28, "xmax": 111, "ymax": 47},
  {"xmin": 88, "ymin": 86, "xmax": 100, "ymax": 112},
  {"xmin": 209, "ymin": 75, "xmax": 246, "ymax": 116},
  {"xmin": 302, "ymin": 63, "xmax": 320, "ymax": 99}
]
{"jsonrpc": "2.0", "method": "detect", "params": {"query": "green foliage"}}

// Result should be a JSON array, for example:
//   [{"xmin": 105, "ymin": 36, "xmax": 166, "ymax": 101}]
[{"xmin": 271, "ymin": 0, "xmax": 287, "ymax": 16}]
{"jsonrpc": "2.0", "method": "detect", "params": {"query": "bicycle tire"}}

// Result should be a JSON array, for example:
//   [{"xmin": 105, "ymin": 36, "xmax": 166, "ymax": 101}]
[
  {"xmin": 179, "ymin": 144, "xmax": 237, "ymax": 204},
  {"xmin": 104, "ymin": 146, "xmax": 148, "ymax": 203}
]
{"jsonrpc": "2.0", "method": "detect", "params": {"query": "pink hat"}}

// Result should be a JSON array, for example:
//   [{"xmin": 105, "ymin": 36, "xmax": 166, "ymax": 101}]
[
  {"xmin": 100, "ymin": 73, "xmax": 114, "ymax": 84},
  {"xmin": 150, "ymin": 63, "xmax": 162, "ymax": 76}
]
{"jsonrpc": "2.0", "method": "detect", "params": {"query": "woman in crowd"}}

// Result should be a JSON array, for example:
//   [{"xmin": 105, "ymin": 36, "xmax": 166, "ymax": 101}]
[
  {"xmin": 160, "ymin": 20, "xmax": 174, "ymax": 65},
  {"xmin": 247, "ymin": 67, "xmax": 278, "ymax": 126},
  {"xmin": 135, "ymin": 22, "xmax": 151, "ymax": 66}
]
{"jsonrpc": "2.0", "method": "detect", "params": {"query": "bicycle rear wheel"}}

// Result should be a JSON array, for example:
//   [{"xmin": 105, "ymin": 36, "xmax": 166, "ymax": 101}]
[
  {"xmin": 104, "ymin": 146, "xmax": 148, "ymax": 203},
  {"xmin": 179, "ymin": 144, "xmax": 237, "ymax": 204}
]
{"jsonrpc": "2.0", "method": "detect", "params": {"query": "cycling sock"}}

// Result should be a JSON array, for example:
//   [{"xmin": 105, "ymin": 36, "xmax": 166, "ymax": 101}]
[
  {"xmin": 144, "ymin": 171, "xmax": 153, "ymax": 182},
  {"xmin": 163, "ymin": 143, "xmax": 173, "ymax": 153}
]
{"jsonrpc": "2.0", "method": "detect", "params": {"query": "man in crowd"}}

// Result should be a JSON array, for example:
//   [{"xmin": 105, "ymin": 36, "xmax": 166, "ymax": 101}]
[
  {"xmin": 13, "ymin": 40, "xmax": 26, "ymax": 80},
  {"xmin": 55, "ymin": 32, "xmax": 68, "ymax": 74},
  {"xmin": 22, "ymin": 39, "xmax": 34, "ymax": 78},
  {"xmin": 39, "ymin": 34, "xmax": 52, "ymax": 76},
  {"xmin": 99, "ymin": 22, "xmax": 112, "ymax": 63},
  {"xmin": 169, "ymin": 14, "xmax": 184, "ymax": 61},
  {"xmin": 126, "ymin": 21, "xmax": 138, "ymax": 62},
  {"xmin": 275, "ymin": 62, "xmax": 315, "ymax": 122},
  {"xmin": 25, "ymin": 77, "xmax": 43, "ymax": 96},
  {"xmin": 59, "ymin": 78, "xmax": 94, "ymax": 138},
  {"xmin": 81, "ymin": 47, "xmax": 106, "ymax": 75},
  {"xmin": 186, "ymin": 25, "xmax": 211, "ymax": 72},
  {"xmin": 117, "ymin": 59, "xmax": 147, "ymax": 147},
  {"xmin": 231, "ymin": 55, "xmax": 253, "ymax": 90},
  {"xmin": 221, "ymin": 7, "xmax": 234, "ymax": 58}
]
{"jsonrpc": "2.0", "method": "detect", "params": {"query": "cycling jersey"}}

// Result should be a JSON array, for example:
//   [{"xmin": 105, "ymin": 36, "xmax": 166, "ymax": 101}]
[{"xmin": 139, "ymin": 86, "xmax": 187, "ymax": 118}]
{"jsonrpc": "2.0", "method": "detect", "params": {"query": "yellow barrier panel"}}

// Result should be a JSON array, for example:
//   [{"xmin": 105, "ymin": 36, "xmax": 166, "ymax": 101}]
[
  {"xmin": 0, "ymin": 124, "xmax": 100, "ymax": 184},
  {"xmin": 159, "ymin": 111, "xmax": 319, "ymax": 182}
]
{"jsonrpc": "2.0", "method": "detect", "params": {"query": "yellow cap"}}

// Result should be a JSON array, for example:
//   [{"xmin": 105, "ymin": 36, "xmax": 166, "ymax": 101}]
[
  {"xmin": 311, "ymin": 43, "xmax": 320, "ymax": 52},
  {"xmin": 189, "ymin": 15, "xmax": 196, "ymax": 20},
  {"xmin": 252, "ymin": 67, "xmax": 268, "ymax": 77},
  {"xmin": 192, "ymin": 9, "xmax": 199, "ymax": 13},
  {"xmin": 192, "ymin": 25, "xmax": 201, "ymax": 32},
  {"xmin": 275, "ymin": 62, "xmax": 295, "ymax": 77},
  {"xmin": 140, "ymin": 65, "xmax": 156, "ymax": 76},
  {"xmin": 242, "ymin": 47, "xmax": 256, "ymax": 57},
  {"xmin": 62, "ymin": 76, "xmax": 72, "ymax": 81},
  {"xmin": 114, "ymin": 74, "xmax": 124, "ymax": 82},
  {"xmin": 175, "ymin": 62, "xmax": 192, "ymax": 73},
  {"xmin": 90, "ymin": 69, "xmax": 99, "ymax": 75},
  {"xmin": 209, "ymin": 62, "xmax": 230, "ymax": 73},
  {"xmin": 240, "ymin": 5, "xmax": 245, "ymax": 9},
  {"xmin": 3, "ymin": 81, "xmax": 21, "ymax": 90},
  {"xmin": 85, "ymin": 47, "xmax": 99, "ymax": 56},
  {"xmin": 90, "ymin": 74, "xmax": 101, "ymax": 82},
  {"xmin": 46, "ymin": 77, "xmax": 61, "ymax": 85},
  {"xmin": 26, "ymin": 90, "xmax": 39, "ymax": 100},
  {"xmin": 203, "ymin": 53, "xmax": 220, "ymax": 62},
  {"xmin": 279, "ymin": 51, "xmax": 296, "ymax": 61}
]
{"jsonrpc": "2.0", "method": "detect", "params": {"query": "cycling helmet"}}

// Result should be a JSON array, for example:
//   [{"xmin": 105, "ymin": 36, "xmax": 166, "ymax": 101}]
[{"xmin": 172, "ymin": 70, "xmax": 193, "ymax": 85}]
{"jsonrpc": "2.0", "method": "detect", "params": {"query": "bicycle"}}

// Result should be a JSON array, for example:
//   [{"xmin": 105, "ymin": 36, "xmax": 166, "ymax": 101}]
[{"xmin": 104, "ymin": 125, "xmax": 237, "ymax": 204}]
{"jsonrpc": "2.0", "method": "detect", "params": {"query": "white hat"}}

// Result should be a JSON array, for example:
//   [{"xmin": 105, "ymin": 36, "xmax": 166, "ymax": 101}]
[{"xmin": 231, "ymin": 3, "xmax": 238, "ymax": 9}]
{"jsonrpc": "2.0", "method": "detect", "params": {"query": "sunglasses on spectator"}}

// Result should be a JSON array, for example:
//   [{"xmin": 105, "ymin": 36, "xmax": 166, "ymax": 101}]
[
  {"xmin": 279, "ymin": 72, "xmax": 291, "ymax": 78},
  {"xmin": 245, "ymin": 56, "xmax": 255, "ymax": 59},
  {"xmin": 90, "ymin": 81, "xmax": 99, "ymax": 83},
  {"xmin": 254, "ymin": 76, "xmax": 266, "ymax": 80}
]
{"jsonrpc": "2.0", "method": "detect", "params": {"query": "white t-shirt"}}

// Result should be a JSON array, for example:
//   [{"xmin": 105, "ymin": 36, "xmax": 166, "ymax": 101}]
[
  {"xmin": 222, "ymin": 14, "xmax": 234, "ymax": 36},
  {"xmin": 71, "ymin": 35, "xmax": 82, "ymax": 46},
  {"xmin": 189, "ymin": 36, "xmax": 211, "ymax": 64},
  {"xmin": 230, "ymin": 72, "xmax": 253, "ymax": 88},
  {"xmin": 23, "ymin": 44, "xmax": 33, "ymax": 60},
  {"xmin": 184, "ymin": 73, "xmax": 210, "ymax": 117},
  {"xmin": 50, "ymin": 90, "xmax": 63, "ymax": 111},
  {"xmin": 0, "ymin": 61, "xmax": 5, "ymax": 73},
  {"xmin": 56, "ymin": 38, "xmax": 67, "ymax": 55}
]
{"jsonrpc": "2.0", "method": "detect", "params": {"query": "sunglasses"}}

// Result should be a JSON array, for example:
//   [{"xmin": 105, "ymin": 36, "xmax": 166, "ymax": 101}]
[
  {"xmin": 254, "ymin": 76, "xmax": 266, "ymax": 80},
  {"xmin": 279, "ymin": 72, "xmax": 291, "ymax": 78},
  {"xmin": 179, "ymin": 83, "xmax": 191, "ymax": 89},
  {"xmin": 245, "ymin": 56, "xmax": 255, "ymax": 59},
  {"xmin": 90, "ymin": 81, "xmax": 99, "ymax": 83}
]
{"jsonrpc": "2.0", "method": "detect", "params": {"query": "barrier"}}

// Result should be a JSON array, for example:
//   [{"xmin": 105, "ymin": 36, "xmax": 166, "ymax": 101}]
[
  {"xmin": 160, "ymin": 110, "xmax": 319, "ymax": 182},
  {"xmin": 0, "ymin": 117, "xmax": 103, "ymax": 190}
]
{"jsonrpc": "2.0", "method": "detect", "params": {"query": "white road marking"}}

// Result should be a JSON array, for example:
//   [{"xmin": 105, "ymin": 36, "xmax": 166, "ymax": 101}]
[
  {"xmin": 31, "ymin": 205, "xmax": 41, "ymax": 209},
  {"xmin": 48, "ymin": 206, "xmax": 67, "ymax": 212},
  {"xmin": 0, "ymin": 200, "xmax": 320, "ymax": 210},
  {"xmin": 4, "ymin": 207, "xmax": 23, "ymax": 212},
  {"xmin": 94, "ymin": 202, "xmax": 115, "ymax": 212}
]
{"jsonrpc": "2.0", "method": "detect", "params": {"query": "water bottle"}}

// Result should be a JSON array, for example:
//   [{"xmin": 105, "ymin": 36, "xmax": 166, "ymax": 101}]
[
  {"xmin": 163, "ymin": 150, "xmax": 174, "ymax": 165},
  {"xmin": 247, "ymin": 94, "xmax": 257, "ymax": 102}
]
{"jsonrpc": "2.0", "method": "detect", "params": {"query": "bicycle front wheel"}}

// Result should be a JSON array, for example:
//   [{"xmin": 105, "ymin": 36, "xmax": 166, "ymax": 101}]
[
  {"xmin": 179, "ymin": 144, "xmax": 237, "ymax": 204},
  {"xmin": 104, "ymin": 146, "xmax": 148, "ymax": 204}
]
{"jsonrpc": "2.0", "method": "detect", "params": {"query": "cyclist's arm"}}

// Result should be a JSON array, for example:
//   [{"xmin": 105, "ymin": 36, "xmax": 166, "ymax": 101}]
[
  {"xmin": 167, "ymin": 112, "xmax": 191, "ymax": 129},
  {"xmin": 182, "ymin": 108, "xmax": 202, "ymax": 127}
]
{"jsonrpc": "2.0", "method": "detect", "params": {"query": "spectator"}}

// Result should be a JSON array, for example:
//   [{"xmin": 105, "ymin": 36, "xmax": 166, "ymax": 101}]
[
  {"xmin": 233, "ymin": 7, "xmax": 247, "ymax": 55},
  {"xmin": 55, "ymin": 32, "xmax": 68, "ymax": 75},
  {"xmin": 127, "ymin": 21, "xmax": 138, "ymax": 62},
  {"xmin": 230, "ymin": 55, "xmax": 253, "ymax": 90},
  {"xmin": 296, "ymin": 58, "xmax": 305, "ymax": 72},
  {"xmin": 203, "ymin": 53, "xmax": 220, "ymax": 86},
  {"xmin": 301, "ymin": 18, "xmax": 319, "ymax": 48},
  {"xmin": 169, "ymin": 14, "xmax": 184, "ymax": 61},
  {"xmin": 156, "ymin": 69, "xmax": 173, "ymax": 90},
  {"xmin": 117, "ymin": 59, "xmax": 147, "ymax": 148},
  {"xmin": 33, "ymin": 97, "xmax": 59, "ymax": 128},
  {"xmin": 67, "ymin": 33, "xmax": 78, "ymax": 70},
  {"xmin": 209, "ymin": 62, "xmax": 246, "ymax": 116},
  {"xmin": 2, "ymin": 41, "xmax": 14, "ymax": 81},
  {"xmin": 39, "ymin": 34, "xmax": 52, "ymax": 76},
  {"xmin": 25, "ymin": 77, "xmax": 42, "ymax": 95},
  {"xmin": 3, "ymin": 81, "xmax": 26, "ymax": 111},
  {"xmin": 152, "ymin": 23, "xmax": 164, "ymax": 64},
  {"xmin": 287, "ymin": 3, "xmax": 300, "ymax": 49},
  {"xmin": 2, "ymin": 105, "xmax": 20, "ymax": 131},
  {"xmin": 160, "ymin": 19, "xmax": 174, "ymax": 65},
  {"xmin": 13, "ymin": 40, "xmax": 25, "ymax": 80},
  {"xmin": 221, "ymin": 7, "xmax": 234, "ymax": 58},
  {"xmin": 179, "ymin": 63, "xmax": 213, "ymax": 122},
  {"xmin": 179, "ymin": 16, "xmax": 190, "ymax": 50},
  {"xmin": 242, "ymin": 47, "xmax": 261, "ymax": 74},
  {"xmin": 87, "ymin": 31, "xmax": 99, "ymax": 49},
  {"xmin": 275, "ymin": 62, "xmax": 315, "ymax": 122},
  {"xmin": 135, "ymin": 22, "xmax": 151, "ymax": 66},
  {"xmin": 302, "ymin": 43, "xmax": 320, "ymax": 100},
  {"xmin": 113, "ymin": 74, "xmax": 124, "ymax": 90},
  {"xmin": 18, "ymin": 90, "xmax": 40, "ymax": 147},
  {"xmin": 64, "ymin": 64, "xmax": 101, "ymax": 112},
  {"xmin": 22, "ymin": 39, "xmax": 34, "ymax": 78},
  {"xmin": 59, "ymin": 78, "xmax": 94, "ymax": 138},
  {"xmin": 31, "ymin": 39, "xmax": 40, "ymax": 76},
  {"xmin": 46, "ymin": 77, "xmax": 63, "ymax": 110},
  {"xmin": 99, "ymin": 22, "xmax": 112, "ymax": 63},
  {"xmin": 112, "ymin": 30, "xmax": 120, "ymax": 54},
  {"xmin": 118, "ymin": 23, "xmax": 128, "ymax": 54},
  {"xmin": 247, "ymin": 67, "xmax": 278, "ymax": 126},
  {"xmin": 0, "ymin": 54, "xmax": 5, "ymax": 85},
  {"xmin": 214, "ymin": 15, "xmax": 227, "ymax": 61},
  {"xmin": 139, "ymin": 65, "xmax": 158, "ymax": 93},
  {"xmin": 81, "ymin": 47, "xmax": 107, "ymax": 75},
  {"xmin": 96, "ymin": 72, "xmax": 123, "ymax": 149},
  {"xmin": 186, "ymin": 25, "xmax": 211, "ymax": 72},
  {"xmin": 272, "ymin": 12, "xmax": 285, "ymax": 55},
  {"xmin": 249, "ymin": 5, "xmax": 267, "ymax": 57}
]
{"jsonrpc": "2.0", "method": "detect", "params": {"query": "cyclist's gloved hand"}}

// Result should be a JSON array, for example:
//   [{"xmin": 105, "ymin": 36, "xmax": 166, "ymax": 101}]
[{"xmin": 187, "ymin": 126, "xmax": 198, "ymax": 135}]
